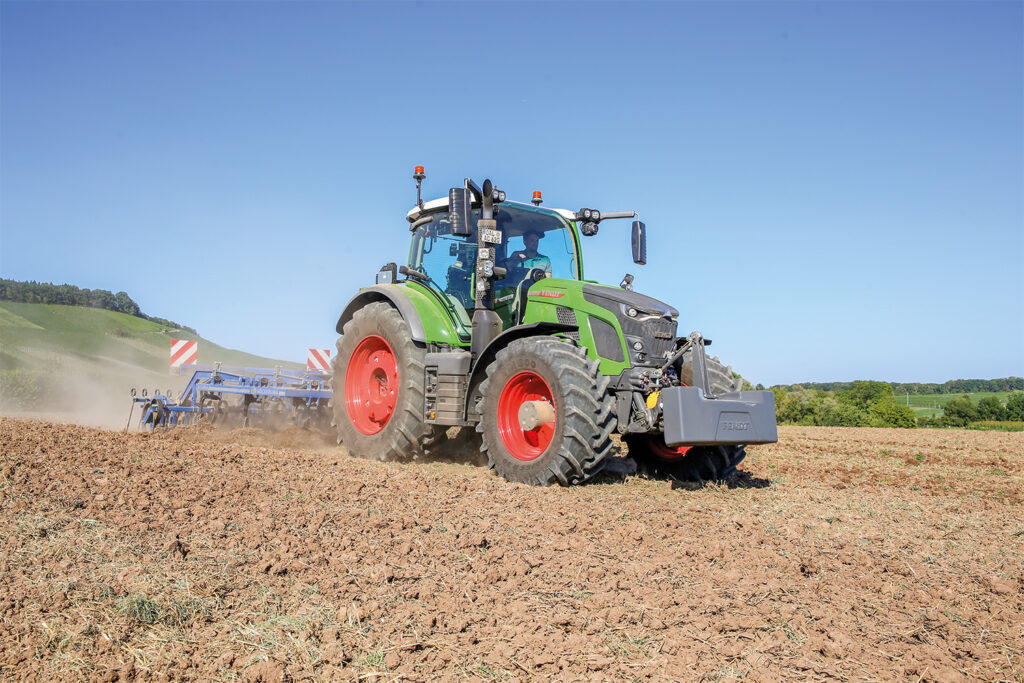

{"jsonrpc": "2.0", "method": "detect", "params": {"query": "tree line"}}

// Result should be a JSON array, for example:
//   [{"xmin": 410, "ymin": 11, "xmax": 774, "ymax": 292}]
[
  {"xmin": 0, "ymin": 279, "xmax": 196, "ymax": 334},
  {"xmin": 920, "ymin": 393, "xmax": 1024, "ymax": 428},
  {"xmin": 770, "ymin": 377, "xmax": 1023, "ymax": 395},
  {"xmin": 771, "ymin": 380, "xmax": 1024, "ymax": 429},
  {"xmin": 771, "ymin": 381, "xmax": 918, "ymax": 428}
]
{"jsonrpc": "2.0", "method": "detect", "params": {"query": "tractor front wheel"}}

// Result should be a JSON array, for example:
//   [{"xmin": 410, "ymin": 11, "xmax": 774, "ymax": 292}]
[
  {"xmin": 333, "ymin": 302, "xmax": 441, "ymax": 461},
  {"xmin": 624, "ymin": 434, "xmax": 746, "ymax": 483},
  {"xmin": 477, "ymin": 338, "xmax": 615, "ymax": 486}
]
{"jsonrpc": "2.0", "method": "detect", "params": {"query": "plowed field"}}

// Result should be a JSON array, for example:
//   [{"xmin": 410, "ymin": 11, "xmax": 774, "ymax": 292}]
[{"xmin": 1, "ymin": 419, "xmax": 1021, "ymax": 681}]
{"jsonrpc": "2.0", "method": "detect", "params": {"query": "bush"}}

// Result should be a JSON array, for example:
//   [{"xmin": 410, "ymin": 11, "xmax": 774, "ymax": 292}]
[
  {"xmin": 976, "ymin": 396, "xmax": 1007, "ymax": 421},
  {"xmin": 968, "ymin": 421, "xmax": 1024, "ymax": 432},
  {"xmin": 941, "ymin": 396, "xmax": 978, "ymax": 427},
  {"xmin": 869, "ymin": 401, "xmax": 917, "ymax": 428},
  {"xmin": 1006, "ymin": 392, "xmax": 1024, "ymax": 421},
  {"xmin": 820, "ymin": 398, "xmax": 871, "ymax": 427}
]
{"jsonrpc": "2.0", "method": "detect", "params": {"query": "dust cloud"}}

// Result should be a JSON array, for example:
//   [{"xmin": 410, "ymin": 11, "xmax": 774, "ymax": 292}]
[{"xmin": 0, "ymin": 337, "xmax": 188, "ymax": 430}]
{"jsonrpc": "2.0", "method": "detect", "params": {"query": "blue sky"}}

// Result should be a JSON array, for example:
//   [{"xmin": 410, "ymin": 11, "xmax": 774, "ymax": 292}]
[{"xmin": 1, "ymin": 1, "xmax": 1021, "ymax": 386}]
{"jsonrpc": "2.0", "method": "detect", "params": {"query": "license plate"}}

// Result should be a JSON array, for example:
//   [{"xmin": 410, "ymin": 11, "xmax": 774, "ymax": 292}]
[{"xmin": 480, "ymin": 228, "xmax": 502, "ymax": 244}]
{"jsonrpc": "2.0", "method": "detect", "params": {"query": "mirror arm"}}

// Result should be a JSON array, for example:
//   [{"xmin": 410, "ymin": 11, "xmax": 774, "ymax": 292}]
[
  {"xmin": 598, "ymin": 211, "xmax": 637, "ymax": 221},
  {"xmin": 409, "ymin": 215, "xmax": 434, "ymax": 232}
]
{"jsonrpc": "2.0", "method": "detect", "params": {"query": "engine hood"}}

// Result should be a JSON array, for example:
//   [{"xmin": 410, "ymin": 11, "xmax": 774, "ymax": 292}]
[{"xmin": 581, "ymin": 283, "xmax": 678, "ymax": 319}]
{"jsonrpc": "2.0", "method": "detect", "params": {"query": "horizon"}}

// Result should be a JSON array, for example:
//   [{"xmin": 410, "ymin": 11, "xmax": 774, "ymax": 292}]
[
  {"xmin": 2, "ymin": 2, "xmax": 1021, "ymax": 386},
  {"xmin": 5, "ymin": 277, "xmax": 1021, "ymax": 390}
]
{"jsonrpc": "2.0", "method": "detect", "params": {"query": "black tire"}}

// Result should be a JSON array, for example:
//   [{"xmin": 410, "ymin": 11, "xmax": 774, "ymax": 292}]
[
  {"xmin": 477, "ymin": 337, "xmax": 615, "ymax": 486},
  {"xmin": 679, "ymin": 352, "xmax": 742, "ymax": 396},
  {"xmin": 333, "ymin": 302, "xmax": 442, "ymax": 461},
  {"xmin": 624, "ymin": 435, "xmax": 746, "ymax": 483}
]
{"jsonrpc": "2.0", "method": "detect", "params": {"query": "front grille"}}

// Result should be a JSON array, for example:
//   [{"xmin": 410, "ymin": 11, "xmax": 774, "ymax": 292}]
[{"xmin": 620, "ymin": 315, "xmax": 677, "ymax": 360}]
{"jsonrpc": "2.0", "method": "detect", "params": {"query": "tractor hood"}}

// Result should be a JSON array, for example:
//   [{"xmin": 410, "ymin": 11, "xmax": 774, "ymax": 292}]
[{"xmin": 580, "ymin": 283, "xmax": 678, "ymax": 319}]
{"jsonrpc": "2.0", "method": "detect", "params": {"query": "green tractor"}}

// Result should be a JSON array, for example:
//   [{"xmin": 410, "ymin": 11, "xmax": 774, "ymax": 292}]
[{"xmin": 333, "ymin": 168, "xmax": 777, "ymax": 486}]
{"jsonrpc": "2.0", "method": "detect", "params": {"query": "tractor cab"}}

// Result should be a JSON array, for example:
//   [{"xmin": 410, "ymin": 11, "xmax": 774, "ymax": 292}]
[{"xmin": 407, "ymin": 199, "xmax": 582, "ymax": 332}]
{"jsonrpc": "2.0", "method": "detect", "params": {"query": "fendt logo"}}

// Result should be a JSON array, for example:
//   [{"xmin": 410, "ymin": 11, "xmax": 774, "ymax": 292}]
[{"xmin": 718, "ymin": 412, "xmax": 752, "ymax": 432}]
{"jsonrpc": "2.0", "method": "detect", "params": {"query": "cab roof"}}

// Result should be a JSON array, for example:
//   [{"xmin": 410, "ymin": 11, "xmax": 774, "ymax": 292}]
[{"xmin": 406, "ymin": 198, "xmax": 577, "ymax": 223}]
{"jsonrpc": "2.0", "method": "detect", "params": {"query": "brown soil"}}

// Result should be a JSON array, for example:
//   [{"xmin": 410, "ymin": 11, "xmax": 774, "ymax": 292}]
[{"xmin": 1, "ymin": 419, "xmax": 1021, "ymax": 681}]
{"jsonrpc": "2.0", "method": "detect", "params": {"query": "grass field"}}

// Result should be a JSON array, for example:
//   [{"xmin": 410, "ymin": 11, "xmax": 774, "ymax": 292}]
[
  {"xmin": 0, "ymin": 301, "xmax": 301, "ymax": 373},
  {"xmin": 0, "ymin": 302, "xmax": 302, "ymax": 424},
  {"xmin": 894, "ymin": 390, "xmax": 1015, "ymax": 417}
]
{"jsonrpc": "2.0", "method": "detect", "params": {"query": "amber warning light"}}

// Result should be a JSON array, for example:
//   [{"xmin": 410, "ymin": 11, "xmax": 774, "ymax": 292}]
[
  {"xmin": 532, "ymin": 190, "xmax": 543, "ymax": 206},
  {"xmin": 413, "ymin": 166, "xmax": 426, "ymax": 208}
]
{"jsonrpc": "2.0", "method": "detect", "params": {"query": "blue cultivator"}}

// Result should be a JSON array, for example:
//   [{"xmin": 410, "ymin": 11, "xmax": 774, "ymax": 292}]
[{"xmin": 129, "ymin": 364, "xmax": 332, "ymax": 432}]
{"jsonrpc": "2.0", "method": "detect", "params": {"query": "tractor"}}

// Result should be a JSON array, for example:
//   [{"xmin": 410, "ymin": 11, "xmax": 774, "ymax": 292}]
[{"xmin": 332, "ymin": 168, "xmax": 777, "ymax": 485}]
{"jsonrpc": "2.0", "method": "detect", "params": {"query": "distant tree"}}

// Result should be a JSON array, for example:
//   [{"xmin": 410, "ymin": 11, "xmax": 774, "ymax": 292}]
[
  {"xmin": 976, "ymin": 396, "xmax": 1007, "ymax": 421},
  {"xmin": 0, "ymin": 278, "xmax": 193, "ymax": 332},
  {"xmin": 941, "ymin": 397, "xmax": 978, "ymax": 428},
  {"xmin": 820, "ymin": 398, "xmax": 871, "ymax": 427},
  {"xmin": 114, "ymin": 291, "xmax": 141, "ymax": 316},
  {"xmin": 1005, "ymin": 392, "xmax": 1024, "ymax": 421},
  {"xmin": 869, "ymin": 402, "xmax": 917, "ymax": 428},
  {"xmin": 838, "ymin": 381, "xmax": 895, "ymax": 411}
]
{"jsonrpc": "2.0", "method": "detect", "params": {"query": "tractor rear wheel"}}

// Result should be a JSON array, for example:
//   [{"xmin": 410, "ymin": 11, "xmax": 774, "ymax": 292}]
[
  {"xmin": 477, "ymin": 337, "xmax": 615, "ymax": 486},
  {"xmin": 679, "ymin": 352, "xmax": 742, "ymax": 396},
  {"xmin": 624, "ymin": 434, "xmax": 746, "ymax": 483},
  {"xmin": 333, "ymin": 302, "xmax": 442, "ymax": 461}
]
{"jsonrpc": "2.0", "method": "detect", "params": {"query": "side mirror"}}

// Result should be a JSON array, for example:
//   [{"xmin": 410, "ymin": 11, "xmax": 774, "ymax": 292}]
[
  {"xmin": 449, "ymin": 187, "xmax": 472, "ymax": 236},
  {"xmin": 631, "ymin": 220, "xmax": 647, "ymax": 265}
]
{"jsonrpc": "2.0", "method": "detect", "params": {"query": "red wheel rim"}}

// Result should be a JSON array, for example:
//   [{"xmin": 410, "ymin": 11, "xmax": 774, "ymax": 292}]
[
  {"xmin": 648, "ymin": 436, "xmax": 691, "ymax": 461},
  {"xmin": 345, "ymin": 335, "xmax": 399, "ymax": 435},
  {"xmin": 497, "ymin": 371, "xmax": 555, "ymax": 461}
]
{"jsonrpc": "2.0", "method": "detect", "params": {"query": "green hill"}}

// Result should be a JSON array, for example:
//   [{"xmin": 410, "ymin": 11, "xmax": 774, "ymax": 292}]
[{"xmin": 0, "ymin": 302, "xmax": 303, "ymax": 426}]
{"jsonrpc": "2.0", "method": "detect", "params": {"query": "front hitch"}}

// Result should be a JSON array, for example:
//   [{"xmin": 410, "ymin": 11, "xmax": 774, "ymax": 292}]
[{"xmin": 662, "ymin": 331, "xmax": 714, "ymax": 396}]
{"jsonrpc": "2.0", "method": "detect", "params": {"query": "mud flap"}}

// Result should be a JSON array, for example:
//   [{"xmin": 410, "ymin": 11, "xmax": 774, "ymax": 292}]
[{"xmin": 661, "ymin": 387, "xmax": 778, "ymax": 446}]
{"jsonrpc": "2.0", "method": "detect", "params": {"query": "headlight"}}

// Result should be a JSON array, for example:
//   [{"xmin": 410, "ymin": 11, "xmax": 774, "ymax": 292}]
[{"xmin": 632, "ymin": 341, "xmax": 643, "ymax": 351}]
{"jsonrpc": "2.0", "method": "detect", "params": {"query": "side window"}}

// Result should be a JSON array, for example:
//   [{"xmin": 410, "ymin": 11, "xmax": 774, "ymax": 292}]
[{"xmin": 410, "ymin": 210, "xmax": 478, "ymax": 310}]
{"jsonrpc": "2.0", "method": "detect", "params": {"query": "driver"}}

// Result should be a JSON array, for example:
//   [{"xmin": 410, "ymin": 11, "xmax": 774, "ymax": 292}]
[{"xmin": 508, "ymin": 229, "xmax": 552, "ymax": 275}]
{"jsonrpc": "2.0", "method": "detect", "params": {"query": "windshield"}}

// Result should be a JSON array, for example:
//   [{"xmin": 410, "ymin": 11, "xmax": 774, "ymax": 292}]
[{"xmin": 409, "ymin": 202, "xmax": 579, "ymax": 309}]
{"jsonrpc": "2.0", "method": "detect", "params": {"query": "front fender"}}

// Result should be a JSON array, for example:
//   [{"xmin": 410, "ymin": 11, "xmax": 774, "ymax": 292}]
[{"xmin": 464, "ymin": 322, "xmax": 578, "ymax": 419}]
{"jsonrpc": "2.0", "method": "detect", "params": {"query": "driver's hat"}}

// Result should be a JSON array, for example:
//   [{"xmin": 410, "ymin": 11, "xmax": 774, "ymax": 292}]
[{"xmin": 523, "ymin": 229, "xmax": 544, "ymax": 240}]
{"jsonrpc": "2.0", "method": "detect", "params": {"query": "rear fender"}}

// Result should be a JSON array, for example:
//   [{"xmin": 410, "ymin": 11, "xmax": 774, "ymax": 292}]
[
  {"xmin": 336, "ymin": 284, "xmax": 467, "ymax": 346},
  {"xmin": 336, "ymin": 285, "xmax": 425, "ymax": 340}
]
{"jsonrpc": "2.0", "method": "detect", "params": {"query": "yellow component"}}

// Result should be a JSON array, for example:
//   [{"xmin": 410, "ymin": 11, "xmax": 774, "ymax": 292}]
[{"xmin": 645, "ymin": 391, "xmax": 660, "ymax": 410}]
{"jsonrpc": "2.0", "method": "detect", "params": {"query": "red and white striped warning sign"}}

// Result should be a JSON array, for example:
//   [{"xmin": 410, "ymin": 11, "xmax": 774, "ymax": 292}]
[
  {"xmin": 170, "ymin": 340, "xmax": 198, "ymax": 373},
  {"xmin": 307, "ymin": 348, "xmax": 331, "ymax": 372}
]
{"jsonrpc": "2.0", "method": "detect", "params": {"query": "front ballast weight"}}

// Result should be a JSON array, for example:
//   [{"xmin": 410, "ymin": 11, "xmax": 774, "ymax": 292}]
[{"xmin": 656, "ymin": 331, "xmax": 777, "ymax": 447}]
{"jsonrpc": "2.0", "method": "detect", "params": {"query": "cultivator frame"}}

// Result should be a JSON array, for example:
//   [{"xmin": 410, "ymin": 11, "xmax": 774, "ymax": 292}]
[{"xmin": 129, "ymin": 363, "xmax": 332, "ymax": 431}]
